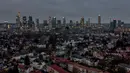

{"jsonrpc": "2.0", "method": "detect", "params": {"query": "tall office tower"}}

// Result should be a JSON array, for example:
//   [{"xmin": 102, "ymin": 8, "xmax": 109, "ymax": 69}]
[
  {"xmin": 111, "ymin": 20, "xmax": 116, "ymax": 31},
  {"xmin": 118, "ymin": 20, "xmax": 121, "ymax": 27},
  {"xmin": 76, "ymin": 21, "xmax": 79, "ymax": 26},
  {"xmin": 57, "ymin": 20, "xmax": 61, "ymax": 25},
  {"xmin": 88, "ymin": 18, "xmax": 90, "ymax": 25},
  {"xmin": 70, "ymin": 20, "xmax": 73, "ymax": 24},
  {"xmin": 52, "ymin": 17, "xmax": 56, "ymax": 28},
  {"xmin": 22, "ymin": 16, "xmax": 27, "ymax": 27},
  {"xmin": 36, "ymin": 18, "xmax": 39, "ymax": 27},
  {"xmin": 34, "ymin": 18, "xmax": 39, "ymax": 31},
  {"xmin": 28, "ymin": 16, "xmax": 34, "ymax": 28},
  {"xmin": 48, "ymin": 16, "xmax": 52, "ymax": 29},
  {"xmin": 16, "ymin": 12, "xmax": 21, "ymax": 28},
  {"xmin": 43, "ymin": 20, "xmax": 48, "ymax": 26},
  {"xmin": 98, "ymin": 15, "xmax": 101, "ymax": 25},
  {"xmin": 121, "ymin": 22, "xmax": 124, "ymax": 25},
  {"xmin": 63, "ymin": 17, "xmax": 66, "ymax": 25},
  {"xmin": 80, "ymin": 17, "xmax": 84, "ymax": 26},
  {"xmin": 57, "ymin": 20, "xmax": 61, "ymax": 28}
]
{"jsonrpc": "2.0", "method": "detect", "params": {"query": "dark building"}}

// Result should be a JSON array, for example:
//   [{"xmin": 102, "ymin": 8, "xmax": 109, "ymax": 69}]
[
  {"xmin": 28, "ymin": 16, "xmax": 34, "ymax": 28},
  {"xmin": 52, "ymin": 17, "xmax": 56, "ymax": 28},
  {"xmin": 76, "ymin": 21, "xmax": 79, "ymax": 26},
  {"xmin": 29, "ymin": 16, "xmax": 33, "ymax": 21},
  {"xmin": 110, "ymin": 20, "xmax": 117, "ymax": 32},
  {"xmin": 113, "ymin": 20, "xmax": 117, "ymax": 29},
  {"xmin": 22, "ymin": 16, "xmax": 27, "ymax": 26},
  {"xmin": 63, "ymin": 17, "xmax": 66, "ymax": 25},
  {"xmin": 118, "ymin": 20, "xmax": 122, "ymax": 27},
  {"xmin": 57, "ymin": 20, "xmax": 61, "ymax": 25},
  {"xmin": 36, "ymin": 18, "xmax": 39, "ymax": 27},
  {"xmin": 43, "ymin": 20, "xmax": 48, "ymax": 26},
  {"xmin": 121, "ymin": 22, "xmax": 124, "ymax": 25},
  {"xmin": 70, "ymin": 20, "xmax": 73, "ymax": 24}
]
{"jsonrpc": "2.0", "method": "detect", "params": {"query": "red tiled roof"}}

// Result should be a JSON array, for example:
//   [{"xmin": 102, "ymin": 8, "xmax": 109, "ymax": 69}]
[
  {"xmin": 67, "ymin": 62, "xmax": 109, "ymax": 73},
  {"xmin": 55, "ymin": 57, "xmax": 70, "ymax": 63},
  {"xmin": 51, "ymin": 57, "xmax": 70, "ymax": 63},
  {"xmin": 18, "ymin": 64, "xmax": 31, "ymax": 70},
  {"xmin": 50, "ymin": 64, "xmax": 69, "ymax": 73},
  {"xmin": 68, "ymin": 62, "xmax": 89, "ymax": 69}
]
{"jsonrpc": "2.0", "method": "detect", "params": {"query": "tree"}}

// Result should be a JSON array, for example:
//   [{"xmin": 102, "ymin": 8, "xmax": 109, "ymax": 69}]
[
  {"xmin": 24, "ymin": 55, "xmax": 30, "ymax": 66},
  {"xmin": 116, "ymin": 67, "xmax": 126, "ymax": 73}
]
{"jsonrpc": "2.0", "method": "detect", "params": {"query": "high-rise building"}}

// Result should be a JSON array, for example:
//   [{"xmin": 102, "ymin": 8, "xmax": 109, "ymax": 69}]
[
  {"xmin": 121, "ymin": 22, "xmax": 124, "ymax": 25},
  {"xmin": 76, "ymin": 21, "xmax": 79, "ymax": 26},
  {"xmin": 98, "ymin": 15, "xmax": 101, "ymax": 25},
  {"xmin": 80, "ymin": 17, "xmax": 84, "ymax": 26},
  {"xmin": 36, "ymin": 19, "xmax": 39, "ymax": 24},
  {"xmin": 70, "ymin": 20, "xmax": 73, "ymax": 24},
  {"xmin": 63, "ymin": 17, "xmax": 66, "ymax": 25},
  {"xmin": 28, "ymin": 16, "xmax": 34, "ymax": 28},
  {"xmin": 110, "ymin": 20, "xmax": 116, "ymax": 31},
  {"xmin": 36, "ymin": 19, "xmax": 39, "ymax": 26},
  {"xmin": 43, "ymin": 20, "xmax": 48, "ymax": 25},
  {"xmin": 16, "ymin": 12, "xmax": 21, "ymax": 28},
  {"xmin": 57, "ymin": 20, "xmax": 61, "ymax": 25},
  {"xmin": 48, "ymin": 16, "xmax": 52, "ymax": 29},
  {"xmin": 52, "ymin": 17, "xmax": 56, "ymax": 28},
  {"xmin": 118, "ymin": 20, "xmax": 122, "ymax": 27},
  {"xmin": 22, "ymin": 16, "xmax": 27, "ymax": 26}
]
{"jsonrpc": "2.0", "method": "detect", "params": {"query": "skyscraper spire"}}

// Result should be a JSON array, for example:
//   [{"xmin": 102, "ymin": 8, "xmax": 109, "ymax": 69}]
[
  {"xmin": 16, "ymin": 12, "xmax": 21, "ymax": 29},
  {"xmin": 98, "ymin": 14, "xmax": 101, "ymax": 25}
]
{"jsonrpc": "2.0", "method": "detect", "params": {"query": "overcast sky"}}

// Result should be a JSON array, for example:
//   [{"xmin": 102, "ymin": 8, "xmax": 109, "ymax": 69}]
[{"xmin": 0, "ymin": 0, "xmax": 130, "ymax": 23}]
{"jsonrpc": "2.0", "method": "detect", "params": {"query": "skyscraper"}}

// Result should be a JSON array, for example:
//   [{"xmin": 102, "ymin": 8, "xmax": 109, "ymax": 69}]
[
  {"xmin": 52, "ymin": 17, "xmax": 56, "ymax": 28},
  {"xmin": 48, "ymin": 16, "xmax": 52, "ymax": 29},
  {"xmin": 28, "ymin": 16, "xmax": 33, "ymax": 28},
  {"xmin": 118, "ymin": 20, "xmax": 121, "ymax": 27},
  {"xmin": 22, "ymin": 16, "xmax": 27, "ymax": 27},
  {"xmin": 70, "ymin": 20, "xmax": 73, "ymax": 24},
  {"xmin": 36, "ymin": 19, "xmax": 39, "ymax": 26},
  {"xmin": 35, "ymin": 18, "xmax": 39, "ymax": 29},
  {"xmin": 76, "ymin": 21, "xmax": 79, "ymax": 26},
  {"xmin": 110, "ymin": 20, "xmax": 116, "ymax": 32},
  {"xmin": 98, "ymin": 15, "xmax": 101, "ymax": 25},
  {"xmin": 63, "ymin": 17, "xmax": 66, "ymax": 25},
  {"xmin": 16, "ymin": 12, "xmax": 21, "ymax": 28},
  {"xmin": 43, "ymin": 20, "xmax": 48, "ymax": 26},
  {"xmin": 57, "ymin": 20, "xmax": 61, "ymax": 25},
  {"xmin": 80, "ymin": 17, "xmax": 84, "ymax": 26}
]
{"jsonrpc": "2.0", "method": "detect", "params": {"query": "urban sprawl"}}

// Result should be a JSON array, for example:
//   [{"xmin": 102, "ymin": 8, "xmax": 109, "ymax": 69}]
[{"xmin": 0, "ymin": 12, "xmax": 130, "ymax": 73}]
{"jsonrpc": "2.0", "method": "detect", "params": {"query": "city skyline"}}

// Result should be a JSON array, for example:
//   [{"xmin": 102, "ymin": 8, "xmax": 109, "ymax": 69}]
[{"xmin": 0, "ymin": 0, "xmax": 130, "ymax": 23}]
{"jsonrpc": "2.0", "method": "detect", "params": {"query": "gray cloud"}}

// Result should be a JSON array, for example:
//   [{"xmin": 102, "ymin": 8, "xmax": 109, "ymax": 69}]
[{"xmin": 0, "ymin": 0, "xmax": 130, "ymax": 23}]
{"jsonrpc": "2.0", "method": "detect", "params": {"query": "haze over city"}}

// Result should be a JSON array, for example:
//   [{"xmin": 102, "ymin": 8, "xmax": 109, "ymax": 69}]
[{"xmin": 0, "ymin": 0, "xmax": 130, "ymax": 23}]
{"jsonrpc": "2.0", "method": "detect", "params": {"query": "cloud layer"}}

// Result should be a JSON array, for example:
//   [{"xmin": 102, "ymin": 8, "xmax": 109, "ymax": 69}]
[{"xmin": 0, "ymin": 0, "xmax": 130, "ymax": 23}]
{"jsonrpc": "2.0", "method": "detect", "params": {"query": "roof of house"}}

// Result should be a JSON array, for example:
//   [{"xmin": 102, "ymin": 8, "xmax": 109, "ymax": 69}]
[
  {"xmin": 50, "ymin": 64, "xmax": 69, "ymax": 73},
  {"xmin": 67, "ymin": 62, "xmax": 109, "ymax": 73}
]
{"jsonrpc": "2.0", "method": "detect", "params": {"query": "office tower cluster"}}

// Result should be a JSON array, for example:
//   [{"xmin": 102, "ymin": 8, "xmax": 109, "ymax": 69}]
[
  {"xmin": 15, "ymin": 12, "xmax": 39, "ymax": 31},
  {"xmin": 15, "ymin": 12, "xmax": 129, "ymax": 32},
  {"xmin": 110, "ymin": 19, "xmax": 124, "ymax": 32}
]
